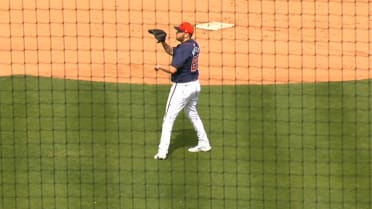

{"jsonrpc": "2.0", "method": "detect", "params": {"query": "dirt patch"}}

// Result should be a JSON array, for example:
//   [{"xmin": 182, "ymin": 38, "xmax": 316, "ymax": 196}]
[{"xmin": 0, "ymin": 0, "xmax": 370, "ymax": 85}]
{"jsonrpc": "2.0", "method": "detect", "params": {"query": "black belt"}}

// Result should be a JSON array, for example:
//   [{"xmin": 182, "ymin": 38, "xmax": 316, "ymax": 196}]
[{"xmin": 175, "ymin": 78, "xmax": 198, "ymax": 84}]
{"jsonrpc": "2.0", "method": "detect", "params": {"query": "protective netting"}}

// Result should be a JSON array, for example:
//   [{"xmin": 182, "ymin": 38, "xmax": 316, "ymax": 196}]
[{"xmin": 0, "ymin": 0, "xmax": 371, "ymax": 209}]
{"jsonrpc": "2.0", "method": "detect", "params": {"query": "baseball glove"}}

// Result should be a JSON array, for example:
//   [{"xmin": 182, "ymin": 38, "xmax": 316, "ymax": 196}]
[{"xmin": 148, "ymin": 29, "xmax": 167, "ymax": 43}]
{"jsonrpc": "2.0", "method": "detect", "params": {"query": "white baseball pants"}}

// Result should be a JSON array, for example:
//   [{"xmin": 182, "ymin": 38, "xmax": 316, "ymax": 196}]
[{"xmin": 157, "ymin": 80, "xmax": 210, "ymax": 155}]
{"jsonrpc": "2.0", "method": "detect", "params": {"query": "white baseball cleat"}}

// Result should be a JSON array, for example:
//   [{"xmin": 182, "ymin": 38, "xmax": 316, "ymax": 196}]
[
  {"xmin": 188, "ymin": 145, "xmax": 212, "ymax": 153},
  {"xmin": 154, "ymin": 153, "xmax": 167, "ymax": 160}
]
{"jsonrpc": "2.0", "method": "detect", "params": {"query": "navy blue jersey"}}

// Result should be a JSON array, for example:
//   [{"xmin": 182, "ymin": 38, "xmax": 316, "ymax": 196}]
[{"xmin": 171, "ymin": 39, "xmax": 200, "ymax": 83}]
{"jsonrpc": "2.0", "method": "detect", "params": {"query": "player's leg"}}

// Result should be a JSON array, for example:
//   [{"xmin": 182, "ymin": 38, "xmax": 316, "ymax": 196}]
[
  {"xmin": 184, "ymin": 83, "xmax": 211, "ymax": 152},
  {"xmin": 155, "ymin": 84, "xmax": 187, "ymax": 159}
]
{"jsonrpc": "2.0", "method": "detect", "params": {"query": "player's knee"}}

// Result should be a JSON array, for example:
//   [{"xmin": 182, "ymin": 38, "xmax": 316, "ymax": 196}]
[
  {"xmin": 185, "ymin": 110, "xmax": 199, "ymax": 120},
  {"xmin": 164, "ymin": 113, "xmax": 178, "ymax": 122}
]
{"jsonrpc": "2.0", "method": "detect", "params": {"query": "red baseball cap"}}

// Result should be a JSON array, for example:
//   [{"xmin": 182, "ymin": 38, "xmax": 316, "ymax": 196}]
[{"xmin": 174, "ymin": 22, "xmax": 194, "ymax": 34}]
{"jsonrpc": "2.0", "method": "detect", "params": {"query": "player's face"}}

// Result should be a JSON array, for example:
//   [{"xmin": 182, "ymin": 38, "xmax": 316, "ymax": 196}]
[{"xmin": 176, "ymin": 31, "xmax": 186, "ymax": 42}]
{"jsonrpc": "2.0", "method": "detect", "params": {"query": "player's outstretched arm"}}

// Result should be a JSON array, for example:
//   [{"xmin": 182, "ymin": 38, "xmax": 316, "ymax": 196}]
[
  {"xmin": 148, "ymin": 29, "xmax": 173, "ymax": 55},
  {"xmin": 161, "ymin": 42, "xmax": 173, "ymax": 56},
  {"xmin": 154, "ymin": 64, "xmax": 177, "ymax": 74}
]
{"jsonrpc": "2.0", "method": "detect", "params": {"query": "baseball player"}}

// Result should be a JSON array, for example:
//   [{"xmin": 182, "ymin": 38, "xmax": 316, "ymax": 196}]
[{"xmin": 149, "ymin": 22, "xmax": 212, "ymax": 160}]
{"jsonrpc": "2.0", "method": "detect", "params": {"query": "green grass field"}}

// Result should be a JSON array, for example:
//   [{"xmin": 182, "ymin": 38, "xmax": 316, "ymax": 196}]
[{"xmin": 0, "ymin": 76, "xmax": 371, "ymax": 209}]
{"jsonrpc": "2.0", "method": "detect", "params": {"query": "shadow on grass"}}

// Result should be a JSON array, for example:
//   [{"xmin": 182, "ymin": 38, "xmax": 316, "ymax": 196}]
[{"xmin": 167, "ymin": 129, "xmax": 198, "ymax": 157}]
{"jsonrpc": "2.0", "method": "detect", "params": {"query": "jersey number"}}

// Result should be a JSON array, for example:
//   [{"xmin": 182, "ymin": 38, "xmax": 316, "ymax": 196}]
[{"xmin": 191, "ymin": 56, "xmax": 198, "ymax": 72}]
